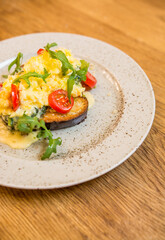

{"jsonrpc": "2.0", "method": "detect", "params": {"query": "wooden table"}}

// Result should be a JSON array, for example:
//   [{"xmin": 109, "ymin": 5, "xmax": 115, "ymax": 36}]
[{"xmin": 0, "ymin": 0, "xmax": 164, "ymax": 239}]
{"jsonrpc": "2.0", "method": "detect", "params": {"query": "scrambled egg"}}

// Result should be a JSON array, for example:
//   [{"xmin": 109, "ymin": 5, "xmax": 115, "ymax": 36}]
[{"xmin": 0, "ymin": 49, "xmax": 85, "ymax": 117}]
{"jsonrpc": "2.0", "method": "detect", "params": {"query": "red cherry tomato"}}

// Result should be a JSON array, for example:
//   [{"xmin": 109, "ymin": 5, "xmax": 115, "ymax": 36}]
[
  {"xmin": 48, "ymin": 89, "xmax": 74, "ymax": 114},
  {"xmin": 0, "ymin": 83, "xmax": 3, "ymax": 91},
  {"xmin": 84, "ymin": 72, "xmax": 97, "ymax": 88},
  {"xmin": 11, "ymin": 84, "xmax": 20, "ymax": 111},
  {"xmin": 37, "ymin": 48, "xmax": 44, "ymax": 55}
]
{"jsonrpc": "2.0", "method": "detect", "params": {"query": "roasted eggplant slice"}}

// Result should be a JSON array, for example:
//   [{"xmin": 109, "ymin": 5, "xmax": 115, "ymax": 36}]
[{"xmin": 43, "ymin": 97, "xmax": 88, "ymax": 130}]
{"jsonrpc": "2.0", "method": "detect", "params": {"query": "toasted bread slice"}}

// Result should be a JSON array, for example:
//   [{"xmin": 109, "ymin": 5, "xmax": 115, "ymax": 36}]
[{"xmin": 43, "ymin": 97, "xmax": 88, "ymax": 130}]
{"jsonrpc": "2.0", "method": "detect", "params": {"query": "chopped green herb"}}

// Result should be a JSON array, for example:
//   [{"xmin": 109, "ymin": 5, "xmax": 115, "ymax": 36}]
[
  {"xmin": 31, "ymin": 108, "xmax": 39, "ymax": 117},
  {"xmin": 40, "ymin": 106, "xmax": 47, "ymax": 117},
  {"xmin": 8, "ymin": 118, "xmax": 14, "ymax": 129},
  {"xmin": 13, "ymin": 68, "xmax": 50, "ymax": 87}
]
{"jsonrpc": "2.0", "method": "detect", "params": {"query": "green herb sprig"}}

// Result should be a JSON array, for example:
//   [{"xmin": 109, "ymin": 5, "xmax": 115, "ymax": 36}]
[
  {"xmin": 76, "ymin": 60, "xmax": 89, "ymax": 82},
  {"xmin": 13, "ymin": 68, "xmax": 50, "ymax": 87},
  {"xmin": 44, "ymin": 42, "xmax": 74, "ymax": 75},
  {"xmin": 44, "ymin": 42, "xmax": 58, "ymax": 51},
  {"xmin": 2, "ymin": 52, "xmax": 23, "ymax": 78},
  {"xmin": 16, "ymin": 114, "xmax": 62, "ymax": 160},
  {"xmin": 67, "ymin": 60, "xmax": 89, "ymax": 101}
]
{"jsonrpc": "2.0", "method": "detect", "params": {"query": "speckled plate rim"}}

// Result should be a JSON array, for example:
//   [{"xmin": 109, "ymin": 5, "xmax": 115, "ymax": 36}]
[{"xmin": 0, "ymin": 33, "xmax": 155, "ymax": 189}]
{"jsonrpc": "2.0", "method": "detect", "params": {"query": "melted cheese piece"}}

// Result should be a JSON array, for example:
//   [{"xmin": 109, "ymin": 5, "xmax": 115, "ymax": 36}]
[
  {"xmin": 0, "ymin": 119, "xmax": 38, "ymax": 149},
  {"xmin": 83, "ymin": 91, "xmax": 95, "ymax": 109}
]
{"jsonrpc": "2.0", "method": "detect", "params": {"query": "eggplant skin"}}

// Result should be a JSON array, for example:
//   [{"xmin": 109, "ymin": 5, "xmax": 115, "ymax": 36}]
[
  {"xmin": 45, "ymin": 111, "xmax": 87, "ymax": 130},
  {"xmin": 42, "ymin": 97, "xmax": 88, "ymax": 130}
]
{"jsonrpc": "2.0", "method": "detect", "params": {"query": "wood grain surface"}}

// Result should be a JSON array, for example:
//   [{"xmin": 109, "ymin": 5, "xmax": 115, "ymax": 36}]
[{"xmin": 0, "ymin": 0, "xmax": 165, "ymax": 239}]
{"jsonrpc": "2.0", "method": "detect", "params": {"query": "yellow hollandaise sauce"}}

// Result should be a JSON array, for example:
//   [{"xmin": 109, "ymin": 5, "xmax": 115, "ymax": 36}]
[
  {"xmin": 0, "ymin": 119, "xmax": 38, "ymax": 149},
  {"xmin": 83, "ymin": 91, "xmax": 95, "ymax": 109}
]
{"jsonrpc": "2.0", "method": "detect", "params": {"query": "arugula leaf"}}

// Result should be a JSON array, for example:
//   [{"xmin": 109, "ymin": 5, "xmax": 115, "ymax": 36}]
[
  {"xmin": 8, "ymin": 52, "xmax": 23, "ymax": 75},
  {"xmin": 15, "ymin": 114, "xmax": 62, "ymax": 159},
  {"xmin": 44, "ymin": 42, "xmax": 58, "ymax": 51},
  {"xmin": 67, "ymin": 74, "xmax": 75, "ymax": 102},
  {"xmin": 67, "ymin": 60, "xmax": 89, "ymax": 99},
  {"xmin": 39, "ymin": 119, "xmax": 52, "ymax": 139},
  {"xmin": 48, "ymin": 50, "xmax": 75, "ymax": 75},
  {"xmin": 37, "ymin": 129, "xmax": 50, "ymax": 139},
  {"xmin": 2, "ymin": 75, "xmax": 8, "ymax": 79},
  {"xmin": 41, "ymin": 137, "xmax": 62, "ymax": 160},
  {"xmin": 80, "ymin": 59, "xmax": 89, "ymax": 69},
  {"xmin": 38, "ymin": 120, "xmax": 62, "ymax": 160},
  {"xmin": 17, "ymin": 115, "xmax": 41, "ymax": 133},
  {"xmin": 13, "ymin": 68, "xmax": 50, "ymax": 87},
  {"xmin": 45, "ymin": 43, "xmax": 75, "ymax": 75},
  {"xmin": 76, "ymin": 60, "xmax": 89, "ymax": 82}
]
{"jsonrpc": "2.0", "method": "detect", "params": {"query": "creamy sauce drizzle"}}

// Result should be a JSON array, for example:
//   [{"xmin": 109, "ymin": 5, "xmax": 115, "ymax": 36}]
[
  {"xmin": 83, "ymin": 91, "xmax": 95, "ymax": 109},
  {"xmin": 0, "ymin": 119, "xmax": 38, "ymax": 149}
]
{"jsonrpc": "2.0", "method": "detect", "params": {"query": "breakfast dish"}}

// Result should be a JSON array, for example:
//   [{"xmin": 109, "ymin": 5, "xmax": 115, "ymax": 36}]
[
  {"xmin": 0, "ymin": 33, "xmax": 155, "ymax": 189},
  {"xmin": 0, "ymin": 42, "xmax": 97, "ymax": 159}
]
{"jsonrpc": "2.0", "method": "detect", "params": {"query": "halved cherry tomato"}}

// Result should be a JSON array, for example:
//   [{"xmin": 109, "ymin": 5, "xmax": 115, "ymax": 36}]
[
  {"xmin": 37, "ymin": 48, "xmax": 44, "ymax": 55},
  {"xmin": 48, "ymin": 89, "xmax": 74, "ymax": 114},
  {"xmin": 0, "ymin": 83, "xmax": 3, "ymax": 91},
  {"xmin": 84, "ymin": 72, "xmax": 97, "ymax": 88},
  {"xmin": 11, "ymin": 84, "xmax": 19, "ymax": 111}
]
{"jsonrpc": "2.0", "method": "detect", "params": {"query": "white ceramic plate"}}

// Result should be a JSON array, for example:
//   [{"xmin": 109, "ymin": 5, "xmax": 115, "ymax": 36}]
[{"xmin": 0, "ymin": 33, "xmax": 155, "ymax": 189}]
